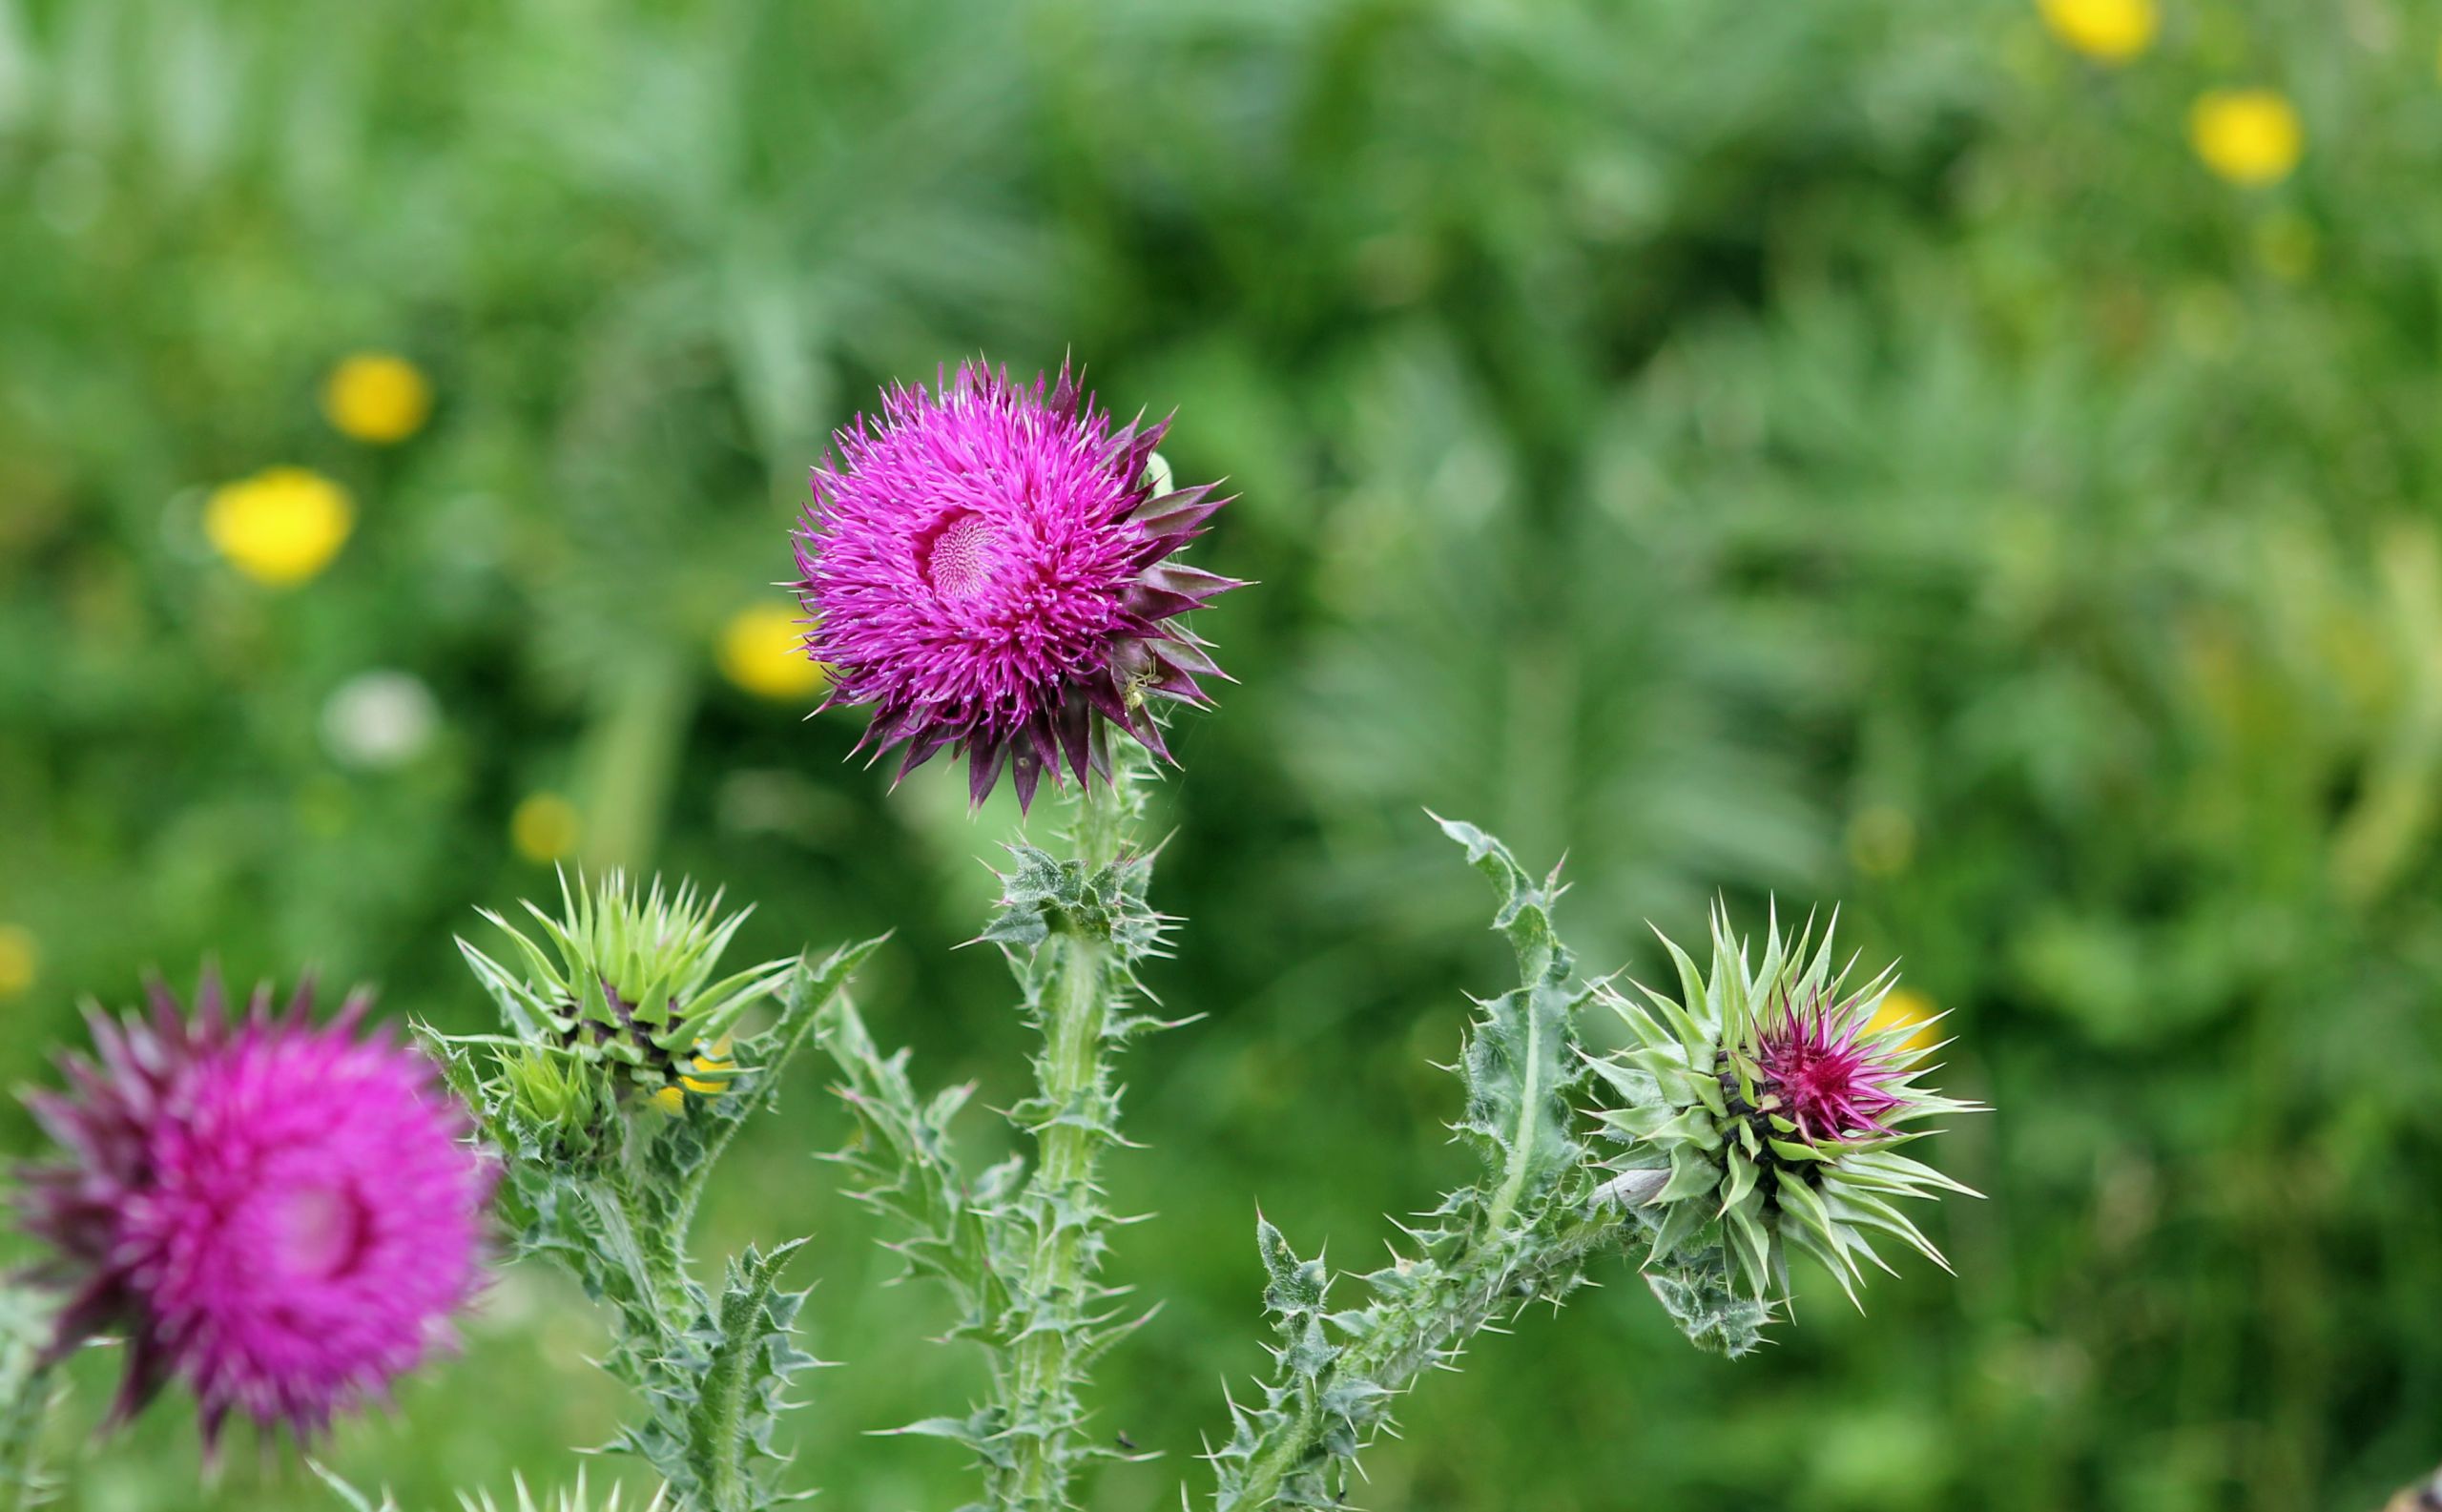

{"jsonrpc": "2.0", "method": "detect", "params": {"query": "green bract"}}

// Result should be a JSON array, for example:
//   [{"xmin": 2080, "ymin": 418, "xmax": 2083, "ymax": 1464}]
[
  {"xmin": 319, "ymin": 1464, "xmax": 670, "ymax": 1512},
  {"xmin": 1592, "ymin": 906, "xmax": 1979, "ymax": 1308},
  {"xmin": 459, "ymin": 871, "xmax": 794, "ymax": 1103}
]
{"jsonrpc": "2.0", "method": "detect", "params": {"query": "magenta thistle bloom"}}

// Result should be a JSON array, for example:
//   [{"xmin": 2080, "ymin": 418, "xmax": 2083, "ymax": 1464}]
[
  {"xmin": 792, "ymin": 360, "xmax": 1241, "ymax": 809},
  {"xmin": 1753, "ymin": 990, "xmax": 1906, "ymax": 1144},
  {"xmin": 16, "ymin": 970, "xmax": 492, "ymax": 1446}
]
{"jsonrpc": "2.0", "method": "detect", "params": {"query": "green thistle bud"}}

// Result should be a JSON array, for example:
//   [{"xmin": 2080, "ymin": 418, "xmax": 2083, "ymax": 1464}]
[
  {"xmin": 318, "ymin": 1463, "xmax": 669, "ymax": 1512},
  {"xmin": 497, "ymin": 1045, "xmax": 615, "ymax": 1157},
  {"xmin": 458, "ymin": 870, "xmax": 792, "ymax": 1105},
  {"xmin": 1593, "ymin": 904, "xmax": 1980, "ymax": 1308}
]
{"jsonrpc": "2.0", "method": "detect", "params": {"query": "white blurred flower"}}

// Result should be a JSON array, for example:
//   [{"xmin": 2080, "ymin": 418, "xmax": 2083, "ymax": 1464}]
[{"xmin": 321, "ymin": 671, "xmax": 440, "ymax": 770}]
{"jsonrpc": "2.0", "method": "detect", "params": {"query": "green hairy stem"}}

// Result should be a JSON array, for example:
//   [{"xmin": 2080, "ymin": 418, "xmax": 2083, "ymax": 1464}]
[
  {"xmin": 971, "ymin": 750, "xmax": 1168, "ymax": 1510},
  {"xmin": 1203, "ymin": 819, "xmax": 1606, "ymax": 1510},
  {"xmin": 819, "ymin": 746, "xmax": 1170, "ymax": 1511},
  {"xmin": 0, "ymin": 1287, "xmax": 56, "ymax": 1512},
  {"xmin": 1218, "ymin": 1206, "xmax": 1629, "ymax": 1512},
  {"xmin": 1000, "ymin": 808, "xmax": 1120, "ymax": 1508},
  {"xmin": 1003, "ymin": 835, "xmax": 1119, "ymax": 1506}
]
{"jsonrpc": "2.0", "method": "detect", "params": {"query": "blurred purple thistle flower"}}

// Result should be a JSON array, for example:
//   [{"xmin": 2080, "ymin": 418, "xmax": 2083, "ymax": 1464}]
[
  {"xmin": 15, "ymin": 970, "xmax": 492, "ymax": 1448},
  {"xmin": 1754, "ymin": 989, "xmax": 1906, "ymax": 1145},
  {"xmin": 792, "ymin": 359, "xmax": 1241, "ymax": 810}
]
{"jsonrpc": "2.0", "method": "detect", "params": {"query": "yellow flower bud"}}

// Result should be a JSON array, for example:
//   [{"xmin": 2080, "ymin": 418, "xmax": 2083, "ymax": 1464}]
[
  {"xmin": 2190, "ymin": 90, "xmax": 2305, "ymax": 187},
  {"xmin": 1846, "ymin": 805, "xmax": 1917, "ymax": 878},
  {"xmin": 510, "ymin": 793, "xmax": 582, "ymax": 864},
  {"xmin": 2037, "ymin": 0, "xmax": 2156, "ymax": 64},
  {"xmin": 322, "ymin": 353, "xmax": 433, "ymax": 445},
  {"xmin": 0, "ymin": 925, "xmax": 38, "ymax": 999},
  {"xmin": 716, "ymin": 603, "xmax": 827, "ymax": 701},
  {"xmin": 1869, "ymin": 987, "xmax": 1942, "ymax": 1056},
  {"xmin": 203, "ymin": 466, "xmax": 355, "ymax": 586}
]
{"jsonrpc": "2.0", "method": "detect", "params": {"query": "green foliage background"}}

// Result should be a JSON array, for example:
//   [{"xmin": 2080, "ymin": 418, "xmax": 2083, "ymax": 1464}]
[{"xmin": 4, "ymin": 0, "xmax": 2439, "ymax": 1506}]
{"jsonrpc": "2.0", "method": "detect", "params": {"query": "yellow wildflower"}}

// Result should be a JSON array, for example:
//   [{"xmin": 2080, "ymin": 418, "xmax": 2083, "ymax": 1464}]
[
  {"xmin": 717, "ymin": 602, "xmax": 827, "ymax": 701},
  {"xmin": 651, "ymin": 1038, "xmax": 737, "ymax": 1112},
  {"xmin": 2037, "ymin": 0, "xmax": 2156, "ymax": 64},
  {"xmin": 1846, "ymin": 805, "xmax": 1918, "ymax": 878},
  {"xmin": 322, "ymin": 353, "xmax": 433, "ymax": 445},
  {"xmin": 1869, "ymin": 988, "xmax": 1943, "ymax": 1057},
  {"xmin": 0, "ymin": 925, "xmax": 37, "ymax": 999},
  {"xmin": 2253, "ymin": 211, "xmax": 2318, "ymax": 281},
  {"xmin": 203, "ymin": 466, "xmax": 356, "ymax": 586},
  {"xmin": 2190, "ymin": 90, "xmax": 2305, "ymax": 187},
  {"xmin": 510, "ymin": 793, "xmax": 582, "ymax": 863}
]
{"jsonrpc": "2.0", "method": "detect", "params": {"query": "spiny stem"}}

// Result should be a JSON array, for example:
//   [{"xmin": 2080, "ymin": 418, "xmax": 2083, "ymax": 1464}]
[
  {"xmin": 0, "ymin": 1290, "xmax": 56, "ymax": 1512},
  {"xmin": 590, "ymin": 1173, "xmax": 759, "ymax": 1512},
  {"xmin": 1218, "ymin": 1207, "xmax": 1627, "ymax": 1511},
  {"xmin": 1003, "ymin": 767, "xmax": 1136, "ymax": 1510},
  {"xmin": 695, "ymin": 1247, "xmax": 800, "ymax": 1512},
  {"xmin": 1008, "ymin": 933, "xmax": 1109, "ymax": 1507}
]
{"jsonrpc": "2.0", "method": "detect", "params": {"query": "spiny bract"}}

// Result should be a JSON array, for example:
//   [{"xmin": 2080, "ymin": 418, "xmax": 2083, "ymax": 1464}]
[
  {"xmin": 15, "ymin": 971, "xmax": 491, "ymax": 1446},
  {"xmin": 1592, "ymin": 906, "xmax": 1979, "ymax": 1306},
  {"xmin": 320, "ymin": 1464, "xmax": 668, "ymax": 1512},
  {"xmin": 458, "ymin": 870, "xmax": 793, "ymax": 1106},
  {"xmin": 792, "ymin": 359, "xmax": 1241, "ymax": 810}
]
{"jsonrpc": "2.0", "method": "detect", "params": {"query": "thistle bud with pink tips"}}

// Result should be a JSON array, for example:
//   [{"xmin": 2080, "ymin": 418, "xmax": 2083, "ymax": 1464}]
[{"xmin": 1592, "ymin": 907, "xmax": 1980, "ymax": 1316}]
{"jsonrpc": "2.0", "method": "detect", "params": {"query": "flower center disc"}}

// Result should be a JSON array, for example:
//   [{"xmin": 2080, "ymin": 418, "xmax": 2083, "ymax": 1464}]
[
  {"xmin": 917, "ymin": 510, "xmax": 998, "ymax": 601},
  {"xmin": 278, "ymin": 1183, "xmax": 372, "ymax": 1281}
]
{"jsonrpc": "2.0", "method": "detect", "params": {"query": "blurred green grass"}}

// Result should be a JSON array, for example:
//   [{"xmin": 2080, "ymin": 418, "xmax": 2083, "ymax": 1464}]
[{"xmin": 6, "ymin": 0, "xmax": 2442, "ymax": 1507}]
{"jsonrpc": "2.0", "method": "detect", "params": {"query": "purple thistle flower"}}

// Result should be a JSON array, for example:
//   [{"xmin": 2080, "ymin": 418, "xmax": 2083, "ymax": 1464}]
[
  {"xmin": 1753, "ymin": 989, "xmax": 1907, "ymax": 1145},
  {"xmin": 792, "ymin": 360, "xmax": 1241, "ymax": 810},
  {"xmin": 15, "ymin": 970, "xmax": 493, "ymax": 1447}
]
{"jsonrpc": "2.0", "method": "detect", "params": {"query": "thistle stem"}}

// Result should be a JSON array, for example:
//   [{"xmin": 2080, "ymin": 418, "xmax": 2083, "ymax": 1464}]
[
  {"xmin": 1002, "ymin": 772, "xmax": 1131, "ymax": 1511},
  {"xmin": 1217, "ymin": 1206, "xmax": 1627, "ymax": 1512},
  {"xmin": 0, "ymin": 1308, "xmax": 54, "ymax": 1512},
  {"xmin": 588, "ymin": 1172, "xmax": 761, "ymax": 1512}
]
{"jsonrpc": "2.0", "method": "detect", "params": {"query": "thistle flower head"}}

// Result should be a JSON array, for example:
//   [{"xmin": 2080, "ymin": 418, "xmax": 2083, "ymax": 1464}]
[
  {"xmin": 458, "ymin": 870, "xmax": 791, "ymax": 1105},
  {"xmin": 1594, "ymin": 906, "xmax": 1978, "ymax": 1306},
  {"xmin": 14, "ymin": 971, "xmax": 491, "ymax": 1445},
  {"xmin": 1752, "ymin": 992, "xmax": 1906, "ymax": 1145},
  {"xmin": 792, "ymin": 359, "xmax": 1241, "ymax": 810}
]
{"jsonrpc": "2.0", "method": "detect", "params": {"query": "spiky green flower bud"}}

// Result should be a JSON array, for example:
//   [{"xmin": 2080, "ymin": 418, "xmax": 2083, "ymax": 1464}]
[
  {"xmin": 497, "ymin": 1045, "xmax": 616, "ymax": 1158},
  {"xmin": 459, "ymin": 871, "xmax": 792, "ymax": 1106},
  {"xmin": 1593, "ymin": 905, "xmax": 1979, "ymax": 1307},
  {"xmin": 318, "ymin": 1463, "xmax": 669, "ymax": 1512}
]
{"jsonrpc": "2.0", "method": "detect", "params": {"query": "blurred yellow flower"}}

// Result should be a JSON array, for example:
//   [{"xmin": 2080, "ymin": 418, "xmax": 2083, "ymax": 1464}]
[
  {"xmin": 2037, "ymin": 0, "xmax": 2156, "ymax": 64},
  {"xmin": 204, "ymin": 466, "xmax": 356, "ymax": 586},
  {"xmin": 1869, "ymin": 987, "xmax": 1943, "ymax": 1056},
  {"xmin": 2190, "ymin": 90, "xmax": 2304, "ymax": 187},
  {"xmin": 717, "ymin": 602, "xmax": 827, "ymax": 701},
  {"xmin": 0, "ymin": 925, "xmax": 37, "ymax": 999},
  {"xmin": 2253, "ymin": 211, "xmax": 2318, "ymax": 281},
  {"xmin": 1846, "ymin": 805, "xmax": 1918, "ymax": 878},
  {"xmin": 322, "ymin": 352, "xmax": 433, "ymax": 445},
  {"xmin": 510, "ymin": 792, "xmax": 582, "ymax": 863},
  {"xmin": 650, "ymin": 1038, "xmax": 736, "ymax": 1112}
]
